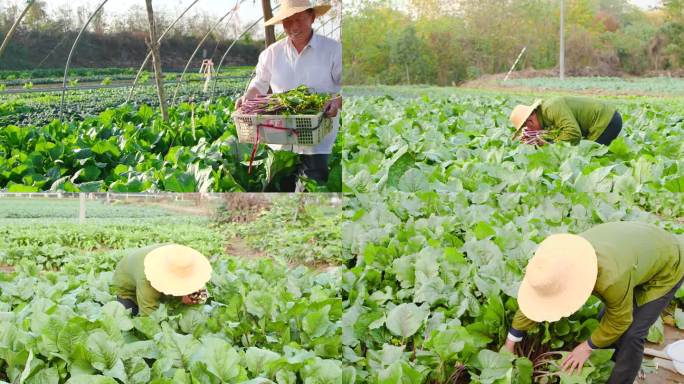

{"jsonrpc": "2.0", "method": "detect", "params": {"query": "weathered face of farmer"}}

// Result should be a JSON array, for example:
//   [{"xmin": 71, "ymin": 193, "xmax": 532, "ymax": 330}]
[
  {"xmin": 282, "ymin": 9, "xmax": 315, "ymax": 44},
  {"xmin": 524, "ymin": 111, "xmax": 542, "ymax": 132}
]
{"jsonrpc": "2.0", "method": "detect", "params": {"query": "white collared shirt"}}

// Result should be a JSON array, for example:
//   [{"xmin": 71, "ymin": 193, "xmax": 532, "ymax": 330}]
[{"xmin": 249, "ymin": 33, "xmax": 342, "ymax": 154}]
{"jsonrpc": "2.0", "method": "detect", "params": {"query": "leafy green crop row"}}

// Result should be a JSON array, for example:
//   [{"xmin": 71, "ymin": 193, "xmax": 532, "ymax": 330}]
[
  {"xmin": 343, "ymin": 90, "xmax": 684, "ymax": 200},
  {"xmin": 0, "ymin": 97, "xmax": 341, "ymax": 192},
  {"xmin": 0, "ymin": 76, "xmax": 246, "ymax": 128},
  {"xmin": 342, "ymin": 191, "xmax": 683, "ymax": 383},
  {"xmin": 0, "ymin": 196, "xmax": 342, "ymax": 272},
  {"xmin": 2, "ymin": 190, "xmax": 679, "ymax": 383},
  {"xmin": 0, "ymin": 216, "xmax": 224, "ymax": 270},
  {"xmin": 0, "ymin": 66, "xmax": 254, "ymax": 82},
  {"xmin": 0, "ymin": 198, "xmax": 185, "ymax": 219}
]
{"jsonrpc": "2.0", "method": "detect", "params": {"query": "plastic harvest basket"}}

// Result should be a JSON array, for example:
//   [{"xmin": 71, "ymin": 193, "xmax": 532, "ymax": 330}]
[{"xmin": 232, "ymin": 112, "xmax": 332, "ymax": 146}]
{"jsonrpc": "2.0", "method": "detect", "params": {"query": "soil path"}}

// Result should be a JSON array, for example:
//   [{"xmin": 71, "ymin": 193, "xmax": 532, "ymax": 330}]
[
  {"xmin": 225, "ymin": 236, "xmax": 268, "ymax": 260},
  {"xmin": 224, "ymin": 236, "xmax": 338, "ymax": 272}
]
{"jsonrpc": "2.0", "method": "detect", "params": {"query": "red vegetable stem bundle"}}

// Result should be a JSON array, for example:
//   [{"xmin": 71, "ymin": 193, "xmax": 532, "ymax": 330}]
[
  {"xmin": 239, "ymin": 95, "xmax": 285, "ymax": 114},
  {"xmin": 520, "ymin": 127, "xmax": 548, "ymax": 146}
]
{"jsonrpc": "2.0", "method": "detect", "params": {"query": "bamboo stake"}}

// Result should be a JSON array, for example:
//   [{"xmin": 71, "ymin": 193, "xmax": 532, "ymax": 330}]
[
  {"xmin": 145, "ymin": 0, "xmax": 169, "ymax": 121},
  {"xmin": 126, "ymin": 0, "xmax": 203, "ymax": 103}
]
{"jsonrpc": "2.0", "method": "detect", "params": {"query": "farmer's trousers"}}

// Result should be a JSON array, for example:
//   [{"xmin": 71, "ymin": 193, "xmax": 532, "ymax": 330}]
[
  {"xmin": 601, "ymin": 276, "xmax": 684, "ymax": 384},
  {"xmin": 596, "ymin": 111, "xmax": 623, "ymax": 145},
  {"xmin": 280, "ymin": 154, "xmax": 329, "ymax": 192},
  {"xmin": 117, "ymin": 296, "xmax": 139, "ymax": 316}
]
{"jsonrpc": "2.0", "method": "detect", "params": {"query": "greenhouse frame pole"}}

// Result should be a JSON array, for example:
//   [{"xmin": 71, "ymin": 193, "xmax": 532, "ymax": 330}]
[
  {"xmin": 145, "ymin": 0, "xmax": 169, "ymax": 122},
  {"xmin": 126, "ymin": 0, "xmax": 203, "ymax": 103},
  {"xmin": 0, "ymin": 0, "xmax": 36, "ymax": 59},
  {"xmin": 60, "ymin": 0, "xmax": 110, "ymax": 120},
  {"xmin": 171, "ymin": 2, "xmax": 240, "ymax": 104},
  {"xmin": 210, "ymin": 16, "xmax": 265, "ymax": 100}
]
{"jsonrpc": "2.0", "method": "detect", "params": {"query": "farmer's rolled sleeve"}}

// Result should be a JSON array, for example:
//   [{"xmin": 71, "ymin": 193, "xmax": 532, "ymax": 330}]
[
  {"xmin": 248, "ymin": 33, "xmax": 342, "ymax": 155},
  {"xmin": 509, "ymin": 222, "xmax": 684, "ymax": 348}
]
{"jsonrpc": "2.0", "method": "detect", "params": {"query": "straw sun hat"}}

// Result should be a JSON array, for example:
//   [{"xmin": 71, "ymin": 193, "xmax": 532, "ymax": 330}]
[
  {"xmin": 264, "ymin": 0, "xmax": 332, "ymax": 26},
  {"xmin": 517, "ymin": 234, "xmax": 598, "ymax": 322},
  {"xmin": 143, "ymin": 244, "xmax": 212, "ymax": 296},
  {"xmin": 509, "ymin": 99, "xmax": 542, "ymax": 139}
]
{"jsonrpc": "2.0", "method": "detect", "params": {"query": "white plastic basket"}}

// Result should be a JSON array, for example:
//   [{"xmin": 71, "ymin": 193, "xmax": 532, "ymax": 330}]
[{"xmin": 232, "ymin": 112, "xmax": 332, "ymax": 146}]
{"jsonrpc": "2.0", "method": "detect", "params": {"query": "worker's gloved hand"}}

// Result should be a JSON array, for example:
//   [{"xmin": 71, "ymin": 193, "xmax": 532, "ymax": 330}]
[
  {"xmin": 561, "ymin": 341, "xmax": 593, "ymax": 375},
  {"xmin": 235, "ymin": 96, "xmax": 245, "ymax": 111}
]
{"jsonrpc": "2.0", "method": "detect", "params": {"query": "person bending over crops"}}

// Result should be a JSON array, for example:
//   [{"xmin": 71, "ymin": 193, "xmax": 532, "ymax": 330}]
[
  {"xmin": 112, "ymin": 244, "xmax": 212, "ymax": 316},
  {"xmin": 504, "ymin": 221, "xmax": 684, "ymax": 383},
  {"xmin": 509, "ymin": 96, "xmax": 622, "ymax": 146},
  {"xmin": 235, "ymin": 0, "xmax": 342, "ymax": 191}
]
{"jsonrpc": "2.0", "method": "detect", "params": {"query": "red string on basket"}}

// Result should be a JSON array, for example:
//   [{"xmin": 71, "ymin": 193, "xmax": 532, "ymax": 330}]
[
  {"xmin": 247, "ymin": 124, "xmax": 299, "ymax": 175},
  {"xmin": 248, "ymin": 126, "xmax": 260, "ymax": 175}
]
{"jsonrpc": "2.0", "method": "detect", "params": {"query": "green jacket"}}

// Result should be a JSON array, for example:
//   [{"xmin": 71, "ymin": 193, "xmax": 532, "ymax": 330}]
[
  {"xmin": 512, "ymin": 222, "xmax": 684, "ymax": 348},
  {"xmin": 538, "ymin": 96, "xmax": 616, "ymax": 144},
  {"xmin": 112, "ymin": 243, "xmax": 171, "ymax": 315}
]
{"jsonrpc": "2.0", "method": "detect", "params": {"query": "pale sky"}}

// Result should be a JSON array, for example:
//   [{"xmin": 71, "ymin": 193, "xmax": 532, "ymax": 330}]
[
  {"xmin": 0, "ymin": 0, "xmax": 660, "ymax": 37},
  {"xmin": 1, "ymin": 0, "xmax": 664, "ymax": 16},
  {"xmin": 0, "ymin": 0, "xmax": 342, "ymax": 39},
  {"xmin": 630, "ymin": 0, "xmax": 661, "ymax": 8},
  {"xmin": 30, "ymin": 0, "xmax": 263, "ymax": 20}
]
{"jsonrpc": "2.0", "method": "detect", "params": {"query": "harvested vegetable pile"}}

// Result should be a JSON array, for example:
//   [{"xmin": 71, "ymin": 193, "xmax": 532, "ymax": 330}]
[{"xmin": 239, "ymin": 85, "xmax": 332, "ymax": 115}]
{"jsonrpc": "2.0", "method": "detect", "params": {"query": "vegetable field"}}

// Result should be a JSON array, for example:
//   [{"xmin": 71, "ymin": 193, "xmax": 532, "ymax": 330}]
[
  {"xmin": 339, "ymin": 84, "xmax": 684, "ymax": 382},
  {"xmin": 0, "ymin": 67, "xmax": 342, "ymax": 192},
  {"xmin": 343, "ymin": 87, "xmax": 684, "ymax": 200},
  {"xmin": 499, "ymin": 77, "xmax": 684, "ymax": 96},
  {"xmin": 1, "ymin": 189, "xmax": 680, "ymax": 384},
  {"xmin": 0, "ymin": 101, "xmax": 341, "ymax": 193},
  {"xmin": 0, "ymin": 67, "xmax": 252, "ymax": 127},
  {"xmin": 342, "ymin": 191, "xmax": 684, "ymax": 383},
  {"xmin": 0, "ymin": 197, "xmax": 186, "ymax": 219},
  {"xmin": 0, "ymin": 195, "xmax": 350, "ymax": 384}
]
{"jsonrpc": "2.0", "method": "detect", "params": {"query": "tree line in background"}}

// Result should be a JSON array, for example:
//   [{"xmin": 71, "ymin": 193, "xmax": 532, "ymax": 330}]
[
  {"xmin": 0, "ymin": 0, "xmax": 254, "ymax": 40},
  {"xmin": 343, "ymin": 0, "xmax": 684, "ymax": 85},
  {"xmin": 0, "ymin": 0, "xmax": 263, "ymax": 70}
]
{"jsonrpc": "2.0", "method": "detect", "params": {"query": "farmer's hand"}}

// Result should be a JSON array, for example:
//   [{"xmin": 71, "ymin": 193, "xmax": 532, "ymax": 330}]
[
  {"xmin": 323, "ymin": 96, "xmax": 342, "ymax": 118},
  {"xmin": 236, "ymin": 87, "xmax": 263, "ymax": 111},
  {"xmin": 235, "ymin": 95, "xmax": 244, "ymax": 111},
  {"xmin": 562, "ymin": 341, "xmax": 593, "ymax": 375},
  {"xmin": 504, "ymin": 338, "xmax": 517, "ymax": 354}
]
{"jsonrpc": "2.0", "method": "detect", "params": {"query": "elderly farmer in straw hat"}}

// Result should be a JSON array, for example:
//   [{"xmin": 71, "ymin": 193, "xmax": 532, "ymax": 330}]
[
  {"xmin": 113, "ymin": 244, "xmax": 212, "ymax": 316},
  {"xmin": 235, "ymin": 0, "xmax": 342, "ymax": 192},
  {"xmin": 510, "ymin": 96, "xmax": 622, "ymax": 146},
  {"xmin": 504, "ymin": 221, "xmax": 684, "ymax": 383}
]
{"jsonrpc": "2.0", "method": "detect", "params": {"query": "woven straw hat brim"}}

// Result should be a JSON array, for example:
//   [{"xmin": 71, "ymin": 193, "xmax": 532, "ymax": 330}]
[
  {"xmin": 517, "ymin": 233, "xmax": 598, "ymax": 322},
  {"xmin": 143, "ymin": 244, "xmax": 212, "ymax": 296},
  {"xmin": 264, "ymin": 4, "xmax": 331, "ymax": 26},
  {"xmin": 510, "ymin": 99, "xmax": 542, "ymax": 139}
]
